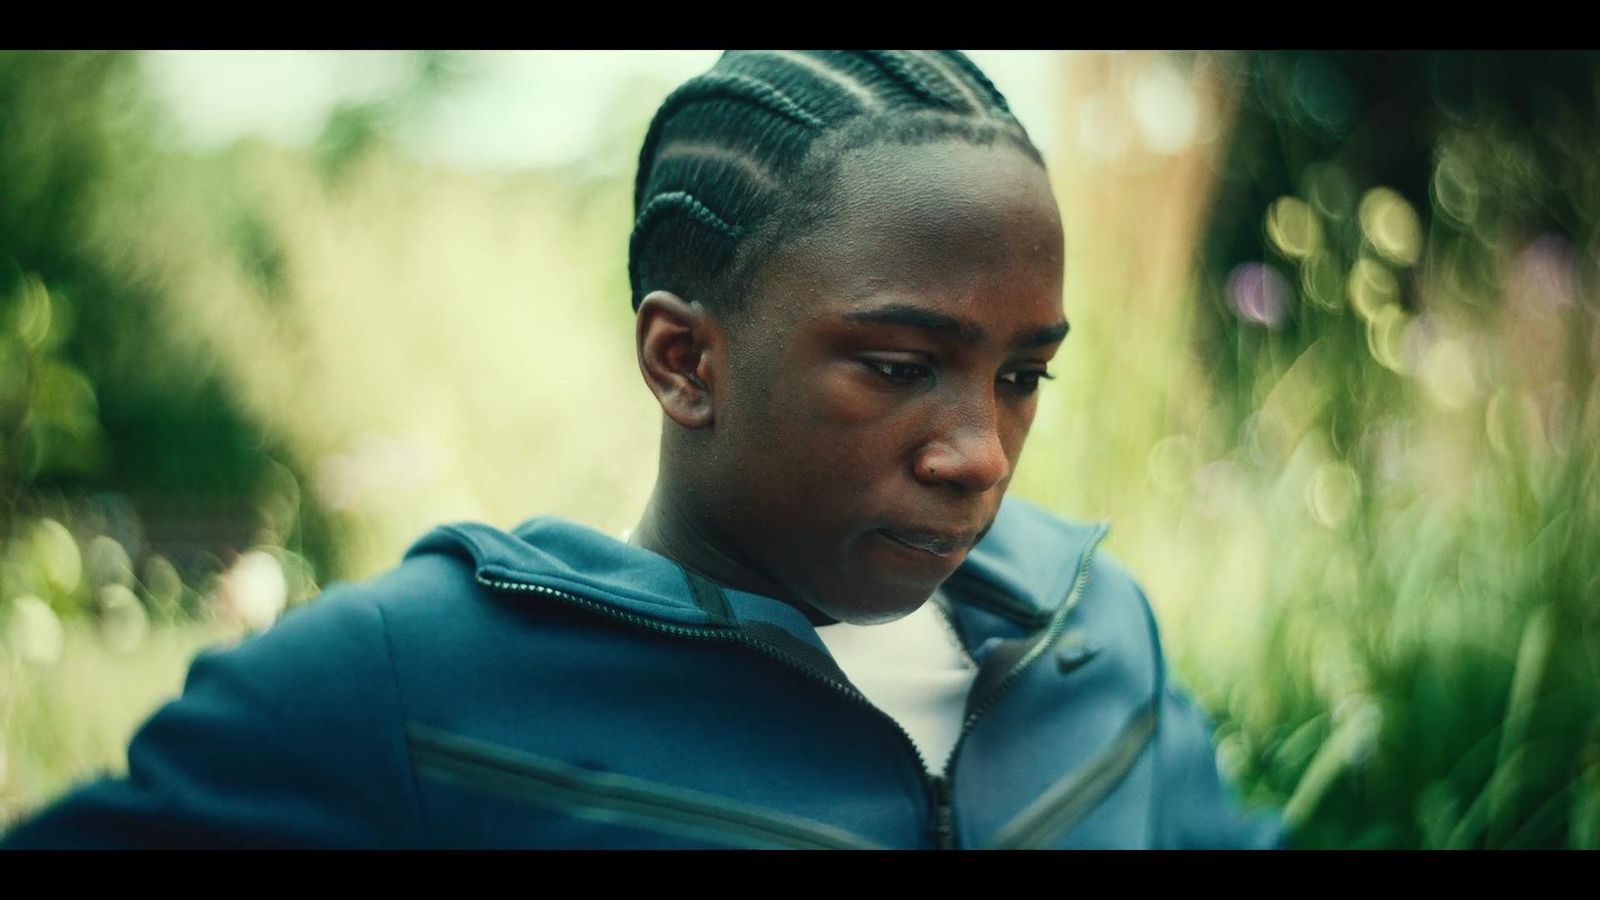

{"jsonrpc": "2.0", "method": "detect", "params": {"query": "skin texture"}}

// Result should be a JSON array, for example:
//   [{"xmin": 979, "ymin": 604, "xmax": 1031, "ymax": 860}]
[{"xmin": 630, "ymin": 138, "xmax": 1066, "ymax": 626}]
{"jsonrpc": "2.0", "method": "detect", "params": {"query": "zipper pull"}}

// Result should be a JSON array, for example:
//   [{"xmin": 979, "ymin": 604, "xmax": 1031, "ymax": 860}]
[{"xmin": 927, "ymin": 773, "xmax": 955, "ymax": 850}]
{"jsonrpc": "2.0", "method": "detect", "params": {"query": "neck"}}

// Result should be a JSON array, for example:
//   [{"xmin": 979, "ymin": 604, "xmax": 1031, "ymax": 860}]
[{"xmin": 629, "ymin": 487, "xmax": 839, "ymax": 627}]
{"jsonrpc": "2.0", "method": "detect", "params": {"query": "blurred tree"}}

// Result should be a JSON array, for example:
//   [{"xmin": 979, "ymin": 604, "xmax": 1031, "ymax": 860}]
[
  {"xmin": 315, "ymin": 50, "xmax": 468, "ymax": 183},
  {"xmin": 1199, "ymin": 51, "xmax": 1600, "ymax": 432},
  {"xmin": 0, "ymin": 51, "xmax": 337, "ymax": 593}
]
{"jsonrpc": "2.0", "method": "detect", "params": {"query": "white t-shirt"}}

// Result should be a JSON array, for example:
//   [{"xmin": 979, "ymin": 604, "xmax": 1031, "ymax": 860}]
[
  {"xmin": 814, "ymin": 588, "xmax": 978, "ymax": 775},
  {"xmin": 618, "ymin": 528, "xmax": 977, "ymax": 776}
]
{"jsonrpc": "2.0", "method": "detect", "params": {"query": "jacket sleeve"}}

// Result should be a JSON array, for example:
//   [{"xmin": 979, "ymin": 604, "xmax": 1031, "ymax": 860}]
[
  {"xmin": 1, "ymin": 587, "xmax": 423, "ymax": 849},
  {"xmin": 1152, "ymin": 681, "xmax": 1289, "ymax": 849}
]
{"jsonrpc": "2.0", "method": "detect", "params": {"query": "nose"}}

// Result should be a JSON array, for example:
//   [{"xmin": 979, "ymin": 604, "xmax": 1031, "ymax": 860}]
[{"xmin": 912, "ymin": 400, "xmax": 1011, "ymax": 493}]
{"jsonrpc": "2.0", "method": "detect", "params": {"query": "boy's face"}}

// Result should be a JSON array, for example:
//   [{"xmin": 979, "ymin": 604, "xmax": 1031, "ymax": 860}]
[{"xmin": 704, "ymin": 139, "xmax": 1067, "ymax": 625}]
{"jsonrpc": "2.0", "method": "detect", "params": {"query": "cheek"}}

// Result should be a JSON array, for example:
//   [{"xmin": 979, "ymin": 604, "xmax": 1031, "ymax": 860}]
[
  {"xmin": 998, "ymin": 404, "xmax": 1038, "ymax": 473},
  {"xmin": 1006, "ymin": 401, "xmax": 1039, "ymax": 452},
  {"xmin": 743, "ymin": 361, "xmax": 917, "ymax": 451},
  {"xmin": 748, "ymin": 371, "xmax": 919, "ymax": 498},
  {"xmin": 784, "ymin": 360, "xmax": 898, "ymax": 427}
]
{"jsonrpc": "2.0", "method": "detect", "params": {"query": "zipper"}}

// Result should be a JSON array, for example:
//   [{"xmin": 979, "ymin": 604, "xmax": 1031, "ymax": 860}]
[
  {"xmin": 933, "ymin": 522, "xmax": 1110, "ymax": 845},
  {"xmin": 407, "ymin": 721, "xmax": 880, "ymax": 850},
  {"xmin": 473, "ymin": 573, "xmax": 948, "ymax": 848},
  {"xmin": 927, "ymin": 772, "xmax": 955, "ymax": 849}
]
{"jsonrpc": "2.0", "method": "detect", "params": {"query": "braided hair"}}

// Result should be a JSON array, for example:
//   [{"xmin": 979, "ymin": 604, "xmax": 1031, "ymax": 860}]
[{"xmin": 629, "ymin": 50, "xmax": 1043, "ymax": 319}]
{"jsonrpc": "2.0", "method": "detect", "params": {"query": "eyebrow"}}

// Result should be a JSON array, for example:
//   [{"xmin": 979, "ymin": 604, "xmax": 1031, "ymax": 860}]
[{"xmin": 839, "ymin": 303, "xmax": 1070, "ymax": 349}]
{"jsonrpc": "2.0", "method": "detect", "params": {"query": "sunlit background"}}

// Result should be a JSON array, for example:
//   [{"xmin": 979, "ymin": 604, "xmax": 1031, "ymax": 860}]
[{"xmin": 1, "ymin": 50, "xmax": 1596, "ymax": 849}]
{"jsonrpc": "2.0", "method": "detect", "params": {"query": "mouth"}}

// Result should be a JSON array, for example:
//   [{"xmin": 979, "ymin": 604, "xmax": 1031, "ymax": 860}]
[{"xmin": 874, "ymin": 528, "xmax": 976, "ymax": 559}]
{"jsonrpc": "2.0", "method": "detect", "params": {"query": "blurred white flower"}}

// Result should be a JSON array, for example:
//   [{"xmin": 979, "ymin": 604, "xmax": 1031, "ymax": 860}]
[
  {"xmin": 214, "ymin": 550, "xmax": 288, "ymax": 633},
  {"xmin": 86, "ymin": 535, "xmax": 134, "ymax": 589},
  {"xmin": 98, "ymin": 583, "xmax": 149, "ymax": 653},
  {"xmin": 7, "ymin": 595, "xmax": 64, "ymax": 665},
  {"xmin": 33, "ymin": 519, "xmax": 81, "ymax": 595}
]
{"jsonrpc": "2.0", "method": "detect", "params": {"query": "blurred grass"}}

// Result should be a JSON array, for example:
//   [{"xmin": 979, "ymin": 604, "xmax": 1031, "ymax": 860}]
[
  {"xmin": 0, "ymin": 620, "xmax": 238, "ymax": 829},
  {"xmin": 2, "ymin": 50, "xmax": 1597, "ymax": 848},
  {"xmin": 1018, "ymin": 51, "xmax": 1600, "ymax": 848}
]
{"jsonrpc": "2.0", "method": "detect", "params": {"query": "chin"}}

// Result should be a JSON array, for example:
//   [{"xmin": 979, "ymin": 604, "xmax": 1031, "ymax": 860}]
[
  {"xmin": 827, "ymin": 605, "xmax": 925, "ymax": 627},
  {"xmin": 813, "ymin": 580, "xmax": 939, "ymax": 626}
]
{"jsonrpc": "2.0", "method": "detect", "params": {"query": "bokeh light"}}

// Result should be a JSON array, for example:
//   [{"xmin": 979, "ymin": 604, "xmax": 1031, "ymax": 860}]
[
  {"xmin": 1227, "ymin": 262, "xmax": 1293, "ymax": 328},
  {"xmin": 1266, "ymin": 196, "xmax": 1323, "ymax": 261},
  {"xmin": 1358, "ymin": 187, "xmax": 1423, "ymax": 268},
  {"xmin": 1348, "ymin": 256, "xmax": 1401, "ymax": 323}
]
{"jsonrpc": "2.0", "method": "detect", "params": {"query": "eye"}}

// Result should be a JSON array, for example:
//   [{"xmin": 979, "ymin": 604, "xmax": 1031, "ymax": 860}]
[
  {"xmin": 999, "ymin": 369, "xmax": 1055, "ymax": 396},
  {"xmin": 862, "ymin": 359, "xmax": 934, "ymax": 386}
]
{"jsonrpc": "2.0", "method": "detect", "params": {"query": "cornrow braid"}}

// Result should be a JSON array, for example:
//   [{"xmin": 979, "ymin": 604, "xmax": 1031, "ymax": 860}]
[
  {"xmin": 628, "ymin": 191, "xmax": 743, "ymax": 304},
  {"xmin": 633, "ymin": 72, "xmax": 824, "ymax": 214},
  {"xmin": 908, "ymin": 50, "xmax": 987, "ymax": 115},
  {"xmin": 859, "ymin": 49, "xmax": 969, "ymax": 112},
  {"xmin": 629, "ymin": 50, "xmax": 1041, "ymax": 316},
  {"xmin": 933, "ymin": 50, "xmax": 1015, "ymax": 115},
  {"xmin": 736, "ymin": 50, "xmax": 882, "ymax": 113},
  {"xmin": 630, "ymin": 72, "xmax": 825, "ymax": 212}
]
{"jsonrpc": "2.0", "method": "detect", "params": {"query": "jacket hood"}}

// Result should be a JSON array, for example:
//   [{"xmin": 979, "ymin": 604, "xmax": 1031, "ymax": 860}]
[{"xmin": 405, "ymin": 494, "xmax": 1106, "ymax": 638}]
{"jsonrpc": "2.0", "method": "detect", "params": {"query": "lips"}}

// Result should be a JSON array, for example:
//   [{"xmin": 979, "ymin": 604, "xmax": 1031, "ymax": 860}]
[{"xmin": 876, "ymin": 528, "xmax": 977, "ymax": 558}]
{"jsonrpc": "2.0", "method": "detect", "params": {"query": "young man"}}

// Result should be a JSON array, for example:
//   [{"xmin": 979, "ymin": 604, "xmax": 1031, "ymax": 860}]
[{"xmin": 3, "ymin": 50, "xmax": 1283, "ymax": 849}]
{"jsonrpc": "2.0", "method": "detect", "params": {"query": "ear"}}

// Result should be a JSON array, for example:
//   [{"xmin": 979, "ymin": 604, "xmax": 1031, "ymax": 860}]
[{"xmin": 635, "ymin": 290, "xmax": 721, "ymax": 429}]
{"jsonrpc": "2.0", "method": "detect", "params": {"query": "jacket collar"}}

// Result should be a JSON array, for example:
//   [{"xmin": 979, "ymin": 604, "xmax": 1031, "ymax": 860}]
[{"xmin": 405, "ymin": 494, "xmax": 1106, "ymax": 640}]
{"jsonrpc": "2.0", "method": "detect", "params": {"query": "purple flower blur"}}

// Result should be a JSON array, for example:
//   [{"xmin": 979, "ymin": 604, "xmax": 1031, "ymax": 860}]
[
  {"xmin": 1511, "ymin": 233, "xmax": 1580, "ymax": 315},
  {"xmin": 1227, "ymin": 262, "xmax": 1293, "ymax": 329}
]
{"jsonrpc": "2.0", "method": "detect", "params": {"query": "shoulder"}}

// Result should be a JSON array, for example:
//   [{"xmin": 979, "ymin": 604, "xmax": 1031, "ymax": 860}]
[
  {"xmin": 155, "ymin": 548, "xmax": 493, "ymax": 793},
  {"xmin": 159, "ymin": 560, "xmax": 455, "ymax": 779},
  {"xmin": 1081, "ymin": 545, "xmax": 1167, "ymax": 667},
  {"xmin": 0, "ymin": 561, "xmax": 440, "ymax": 848},
  {"xmin": 242, "ymin": 538, "xmax": 490, "ymax": 662},
  {"xmin": 197, "ymin": 577, "xmax": 399, "ymax": 730},
  {"xmin": 966, "ymin": 495, "xmax": 1170, "ymax": 699},
  {"xmin": 192, "ymin": 545, "xmax": 464, "ymax": 701},
  {"xmin": 1016, "ymin": 500, "xmax": 1168, "ymax": 693}
]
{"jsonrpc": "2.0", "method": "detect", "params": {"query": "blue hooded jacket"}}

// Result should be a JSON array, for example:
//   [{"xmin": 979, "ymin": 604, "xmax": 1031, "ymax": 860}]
[{"xmin": 3, "ymin": 495, "xmax": 1284, "ymax": 849}]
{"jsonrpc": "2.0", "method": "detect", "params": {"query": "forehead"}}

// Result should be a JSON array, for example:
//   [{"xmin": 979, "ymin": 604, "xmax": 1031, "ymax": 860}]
[
  {"xmin": 827, "ymin": 139, "xmax": 1060, "ymax": 250},
  {"xmin": 747, "ymin": 139, "xmax": 1065, "ymax": 334}
]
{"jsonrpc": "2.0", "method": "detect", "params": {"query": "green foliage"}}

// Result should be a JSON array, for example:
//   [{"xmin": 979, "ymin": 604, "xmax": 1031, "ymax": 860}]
[
  {"xmin": 1173, "ymin": 50, "xmax": 1600, "ymax": 849},
  {"xmin": 0, "ymin": 52, "xmax": 341, "ymax": 818},
  {"xmin": 0, "ymin": 50, "xmax": 338, "ymax": 565}
]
